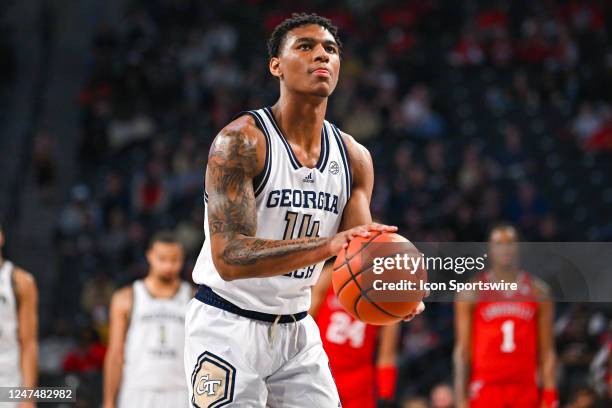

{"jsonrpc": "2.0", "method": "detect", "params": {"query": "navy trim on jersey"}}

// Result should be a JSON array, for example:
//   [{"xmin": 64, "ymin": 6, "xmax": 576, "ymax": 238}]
[
  {"xmin": 331, "ymin": 124, "xmax": 353, "ymax": 198},
  {"xmin": 317, "ymin": 123, "xmax": 331, "ymax": 172},
  {"xmin": 245, "ymin": 110, "xmax": 272, "ymax": 197},
  {"xmin": 204, "ymin": 191, "xmax": 208, "ymax": 204},
  {"xmin": 263, "ymin": 107, "xmax": 329, "ymax": 172},
  {"xmin": 263, "ymin": 107, "xmax": 300, "ymax": 169}
]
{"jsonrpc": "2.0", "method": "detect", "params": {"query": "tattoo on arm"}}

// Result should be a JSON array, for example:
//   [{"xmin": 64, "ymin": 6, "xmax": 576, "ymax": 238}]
[
  {"xmin": 222, "ymin": 237, "xmax": 327, "ymax": 265},
  {"xmin": 207, "ymin": 128, "xmax": 329, "ymax": 267},
  {"xmin": 207, "ymin": 129, "xmax": 258, "ymax": 237}
]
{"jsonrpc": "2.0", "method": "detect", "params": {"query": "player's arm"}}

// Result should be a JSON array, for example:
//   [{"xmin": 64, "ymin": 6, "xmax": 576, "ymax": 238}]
[
  {"xmin": 207, "ymin": 117, "xmax": 383, "ymax": 281},
  {"xmin": 454, "ymin": 294, "xmax": 473, "ymax": 408},
  {"xmin": 14, "ymin": 268, "xmax": 38, "ymax": 390},
  {"xmin": 376, "ymin": 323, "xmax": 400, "ymax": 401},
  {"xmin": 534, "ymin": 280, "xmax": 558, "ymax": 408},
  {"xmin": 103, "ymin": 287, "xmax": 132, "ymax": 408}
]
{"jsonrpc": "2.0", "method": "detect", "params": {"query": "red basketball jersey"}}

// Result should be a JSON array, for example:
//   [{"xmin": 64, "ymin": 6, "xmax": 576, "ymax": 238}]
[
  {"xmin": 471, "ymin": 272, "xmax": 539, "ymax": 384},
  {"xmin": 316, "ymin": 287, "xmax": 380, "ymax": 370}
]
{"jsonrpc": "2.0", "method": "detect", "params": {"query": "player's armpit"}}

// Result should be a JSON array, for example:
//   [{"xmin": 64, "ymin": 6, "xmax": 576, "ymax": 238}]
[{"xmin": 14, "ymin": 268, "xmax": 38, "ymax": 389}]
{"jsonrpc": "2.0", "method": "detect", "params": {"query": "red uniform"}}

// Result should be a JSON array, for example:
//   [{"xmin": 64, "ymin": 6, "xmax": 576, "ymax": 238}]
[
  {"xmin": 316, "ymin": 288, "xmax": 380, "ymax": 408},
  {"xmin": 469, "ymin": 271, "xmax": 540, "ymax": 408}
]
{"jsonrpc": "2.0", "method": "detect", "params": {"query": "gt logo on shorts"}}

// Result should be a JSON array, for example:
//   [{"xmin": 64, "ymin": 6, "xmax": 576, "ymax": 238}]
[{"xmin": 191, "ymin": 351, "xmax": 236, "ymax": 408}]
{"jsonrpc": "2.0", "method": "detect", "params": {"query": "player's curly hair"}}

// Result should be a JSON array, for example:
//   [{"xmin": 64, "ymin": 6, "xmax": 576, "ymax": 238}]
[{"xmin": 267, "ymin": 12, "xmax": 342, "ymax": 59}]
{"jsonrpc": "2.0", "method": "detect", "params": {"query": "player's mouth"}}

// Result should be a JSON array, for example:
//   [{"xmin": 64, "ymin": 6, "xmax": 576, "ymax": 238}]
[{"xmin": 311, "ymin": 68, "xmax": 331, "ymax": 78}]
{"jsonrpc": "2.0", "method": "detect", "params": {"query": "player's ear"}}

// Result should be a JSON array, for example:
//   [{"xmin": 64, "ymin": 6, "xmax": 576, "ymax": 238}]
[{"xmin": 269, "ymin": 57, "xmax": 282, "ymax": 79}]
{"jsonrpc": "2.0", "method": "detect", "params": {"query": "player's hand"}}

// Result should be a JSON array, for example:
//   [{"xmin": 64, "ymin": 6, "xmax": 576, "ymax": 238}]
[
  {"xmin": 328, "ymin": 223, "xmax": 398, "ymax": 255},
  {"xmin": 403, "ymin": 301, "xmax": 425, "ymax": 321},
  {"xmin": 365, "ymin": 222, "xmax": 398, "ymax": 233},
  {"xmin": 18, "ymin": 402, "xmax": 35, "ymax": 408},
  {"xmin": 328, "ymin": 225, "xmax": 371, "ymax": 254}
]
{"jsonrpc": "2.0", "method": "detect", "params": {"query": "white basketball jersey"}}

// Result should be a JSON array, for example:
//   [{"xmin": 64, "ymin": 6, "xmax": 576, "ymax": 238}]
[
  {"xmin": 193, "ymin": 107, "xmax": 352, "ymax": 314},
  {"xmin": 121, "ymin": 280, "xmax": 191, "ymax": 390},
  {"xmin": 0, "ymin": 261, "xmax": 21, "ymax": 385}
]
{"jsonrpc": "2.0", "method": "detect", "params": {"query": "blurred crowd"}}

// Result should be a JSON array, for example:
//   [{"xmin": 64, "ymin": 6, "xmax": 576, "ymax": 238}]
[{"xmin": 31, "ymin": 0, "xmax": 612, "ymax": 406}]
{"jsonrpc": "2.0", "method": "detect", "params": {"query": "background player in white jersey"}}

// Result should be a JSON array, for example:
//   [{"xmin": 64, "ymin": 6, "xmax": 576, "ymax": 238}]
[
  {"xmin": 0, "ymin": 222, "xmax": 38, "ymax": 408},
  {"xmin": 103, "ymin": 232, "xmax": 192, "ymax": 408},
  {"xmin": 186, "ymin": 13, "xmax": 424, "ymax": 407}
]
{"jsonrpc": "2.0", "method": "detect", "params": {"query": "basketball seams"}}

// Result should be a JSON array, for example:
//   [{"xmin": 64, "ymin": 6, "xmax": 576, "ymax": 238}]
[
  {"xmin": 332, "ymin": 230, "xmax": 384, "ymax": 272},
  {"xmin": 339, "ymin": 243, "xmax": 404, "ymax": 321}
]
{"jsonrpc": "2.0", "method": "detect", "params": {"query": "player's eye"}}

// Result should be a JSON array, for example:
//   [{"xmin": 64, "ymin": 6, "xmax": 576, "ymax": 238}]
[
  {"xmin": 299, "ymin": 44, "xmax": 312, "ymax": 50},
  {"xmin": 325, "ymin": 46, "xmax": 337, "ymax": 54}
]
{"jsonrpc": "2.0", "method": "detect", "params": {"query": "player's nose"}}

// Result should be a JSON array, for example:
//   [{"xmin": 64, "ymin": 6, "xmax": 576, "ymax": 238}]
[{"xmin": 313, "ymin": 44, "xmax": 330, "ymax": 63}]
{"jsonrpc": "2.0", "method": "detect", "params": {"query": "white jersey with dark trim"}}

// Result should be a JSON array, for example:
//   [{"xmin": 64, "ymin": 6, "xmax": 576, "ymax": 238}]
[
  {"xmin": 121, "ymin": 280, "xmax": 191, "ymax": 390},
  {"xmin": 0, "ymin": 261, "xmax": 20, "ymax": 385},
  {"xmin": 193, "ymin": 107, "xmax": 352, "ymax": 314}
]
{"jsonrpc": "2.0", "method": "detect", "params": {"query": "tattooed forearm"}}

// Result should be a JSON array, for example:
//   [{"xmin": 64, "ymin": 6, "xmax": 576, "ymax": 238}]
[{"xmin": 222, "ymin": 237, "xmax": 329, "ymax": 266}]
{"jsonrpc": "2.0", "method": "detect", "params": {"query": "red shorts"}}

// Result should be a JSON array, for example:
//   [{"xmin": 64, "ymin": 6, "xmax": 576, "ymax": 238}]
[{"xmin": 469, "ymin": 380, "xmax": 538, "ymax": 408}]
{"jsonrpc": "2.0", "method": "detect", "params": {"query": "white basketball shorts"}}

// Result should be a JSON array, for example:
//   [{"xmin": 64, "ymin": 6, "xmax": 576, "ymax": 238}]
[
  {"xmin": 184, "ymin": 298, "xmax": 341, "ymax": 407},
  {"xmin": 118, "ymin": 388, "xmax": 189, "ymax": 408}
]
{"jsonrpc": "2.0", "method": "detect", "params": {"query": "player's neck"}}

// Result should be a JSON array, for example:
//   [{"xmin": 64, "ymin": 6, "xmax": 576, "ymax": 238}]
[
  {"xmin": 490, "ymin": 266, "xmax": 519, "ymax": 282},
  {"xmin": 144, "ymin": 275, "xmax": 180, "ymax": 298},
  {"xmin": 272, "ymin": 93, "xmax": 327, "ymax": 147}
]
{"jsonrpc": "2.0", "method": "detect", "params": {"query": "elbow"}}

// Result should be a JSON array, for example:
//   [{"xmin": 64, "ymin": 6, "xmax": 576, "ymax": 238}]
[
  {"xmin": 212, "ymin": 258, "xmax": 239, "ymax": 282},
  {"xmin": 218, "ymin": 267, "xmax": 238, "ymax": 282}
]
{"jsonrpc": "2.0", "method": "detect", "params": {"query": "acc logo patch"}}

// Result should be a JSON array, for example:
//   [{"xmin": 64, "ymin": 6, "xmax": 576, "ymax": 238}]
[
  {"xmin": 191, "ymin": 351, "xmax": 235, "ymax": 408},
  {"xmin": 329, "ymin": 161, "xmax": 340, "ymax": 175}
]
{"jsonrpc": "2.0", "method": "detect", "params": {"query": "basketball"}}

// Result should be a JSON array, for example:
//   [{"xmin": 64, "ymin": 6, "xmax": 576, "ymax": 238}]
[{"xmin": 332, "ymin": 232, "xmax": 427, "ymax": 325}]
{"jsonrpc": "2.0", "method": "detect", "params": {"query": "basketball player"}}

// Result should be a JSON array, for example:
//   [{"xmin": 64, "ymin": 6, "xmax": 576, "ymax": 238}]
[
  {"xmin": 311, "ymin": 264, "xmax": 401, "ymax": 408},
  {"xmin": 0, "ymin": 222, "xmax": 38, "ymax": 408},
  {"xmin": 103, "ymin": 232, "xmax": 192, "ymax": 408},
  {"xmin": 454, "ymin": 225, "xmax": 558, "ymax": 408},
  {"xmin": 185, "ymin": 13, "xmax": 424, "ymax": 407}
]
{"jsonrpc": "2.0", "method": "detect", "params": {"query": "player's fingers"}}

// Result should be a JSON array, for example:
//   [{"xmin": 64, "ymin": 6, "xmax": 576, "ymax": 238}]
[
  {"xmin": 353, "ymin": 226, "xmax": 371, "ymax": 237},
  {"xmin": 403, "ymin": 313, "xmax": 416, "ymax": 322},
  {"xmin": 415, "ymin": 301, "xmax": 426, "ymax": 314},
  {"xmin": 367, "ymin": 223, "xmax": 397, "ymax": 232}
]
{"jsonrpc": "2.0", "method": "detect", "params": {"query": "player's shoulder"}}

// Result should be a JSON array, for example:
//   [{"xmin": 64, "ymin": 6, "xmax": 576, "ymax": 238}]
[
  {"xmin": 337, "ymin": 130, "xmax": 371, "ymax": 163},
  {"xmin": 111, "ymin": 284, "xmax": 134, "ymax": 312},
  {"xmin": 12, "ymin": 266, "xmax": 37, "ymax": 296},
  {"xmin": 209, "ymin": 113, "xmax": 266, "ymax": 174},
  {"xmin": 216, "ymin": 113, "xmax": 265, "ymax": 149},
  {"xmin": 335, "ymin": 130, "xmax": 373, "ymax": 182}
]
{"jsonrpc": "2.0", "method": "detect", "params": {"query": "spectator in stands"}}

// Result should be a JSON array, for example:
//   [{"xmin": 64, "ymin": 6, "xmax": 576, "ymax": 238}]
[{"xmin": 400, "ymin": 83, "xmax": 445, "ymax": 139}]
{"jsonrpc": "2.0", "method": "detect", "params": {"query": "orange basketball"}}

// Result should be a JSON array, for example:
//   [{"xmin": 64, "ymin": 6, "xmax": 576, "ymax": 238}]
[{"xmin": 332, "ymin": 232, "xmax": 427, "ymax": 325}]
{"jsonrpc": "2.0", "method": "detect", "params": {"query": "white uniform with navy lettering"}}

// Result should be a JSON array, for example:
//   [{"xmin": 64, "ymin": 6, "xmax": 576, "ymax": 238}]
[
  {"xmin": 118, "ymin": 280, "xmax": 191, "ymax": 408},
  {"xmin": 0, "ymin": 261, "xmax": 21, "ymax": 390},
  {"xmin": 186, "ymin": 107, "xmax": 352, "ymax": 407}
]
